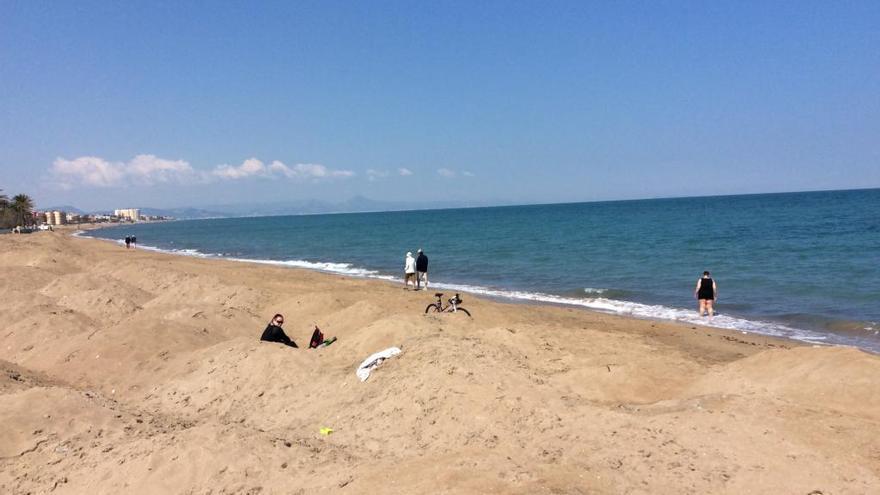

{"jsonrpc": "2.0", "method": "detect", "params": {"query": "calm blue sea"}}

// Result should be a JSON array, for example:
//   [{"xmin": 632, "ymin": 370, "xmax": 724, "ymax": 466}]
[{"xmin": 86, "ymin": 189, "xmax": 880, "ymax": 353}]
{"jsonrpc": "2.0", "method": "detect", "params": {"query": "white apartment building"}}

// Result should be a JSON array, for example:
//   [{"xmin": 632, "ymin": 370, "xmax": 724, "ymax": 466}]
[
  {"xmin": 114, "ymin": 208, "xmax": 141, "ymax": 222},
  {"xmin": 52, "ymin": 211, "xmax": 65, "ymax": 225}
]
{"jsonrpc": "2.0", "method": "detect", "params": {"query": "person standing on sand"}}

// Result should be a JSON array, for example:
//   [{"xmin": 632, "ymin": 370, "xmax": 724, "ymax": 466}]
[
  {"xmin": 260, "ymin": 314, "xmax": 298, "ymax": 348},
  {"xmin": 416, "ymin": 249, "xmax": 429, "ymax": 290},
  {"xmin": 124, "ymin": 236, "xmax": 131, "ymax": 249},
  {"xmin": 404, "ymin": 251, "xmax": 417, "ymax": 289},
  {"xmin": 695, "ymin": 271, "xmax": 717, "ymax": 316},
  {"xmin": 131, "ymin": 235, "xmax": 137, "ymax": 249}
]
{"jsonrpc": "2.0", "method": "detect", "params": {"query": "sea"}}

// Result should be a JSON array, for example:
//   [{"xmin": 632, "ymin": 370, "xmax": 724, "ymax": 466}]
[{"xmin": 84, "ymin": 188, "xmax": 880, "ymax": 353}]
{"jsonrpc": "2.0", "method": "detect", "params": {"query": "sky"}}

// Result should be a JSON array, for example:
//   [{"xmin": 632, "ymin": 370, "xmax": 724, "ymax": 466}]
[{"xmin": 1, "ymin": 0, "xmax": 878, "ymax": 211}]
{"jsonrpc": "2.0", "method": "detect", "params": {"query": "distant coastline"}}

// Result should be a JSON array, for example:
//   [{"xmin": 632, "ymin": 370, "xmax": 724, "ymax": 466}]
[{"xmin": 46, "ymin": 186, "xmax": 880, "ymax": 221}]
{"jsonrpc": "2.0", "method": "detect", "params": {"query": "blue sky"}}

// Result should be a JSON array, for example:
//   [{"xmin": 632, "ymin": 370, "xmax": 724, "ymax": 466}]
[{"xmin": 1, "ymin": 1, "xmax": 878, "ymax": 210}]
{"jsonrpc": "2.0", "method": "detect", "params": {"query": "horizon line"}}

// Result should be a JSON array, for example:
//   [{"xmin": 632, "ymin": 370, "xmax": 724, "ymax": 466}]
[{"xmin": 46, "ymin": 185, "xmax": 879, "ymax": 220}]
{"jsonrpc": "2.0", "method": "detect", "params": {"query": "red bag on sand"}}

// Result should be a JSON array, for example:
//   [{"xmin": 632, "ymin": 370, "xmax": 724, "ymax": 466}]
[{"xmin": 309, "ymin": 327, "xmax": 324, "ymax": 348}]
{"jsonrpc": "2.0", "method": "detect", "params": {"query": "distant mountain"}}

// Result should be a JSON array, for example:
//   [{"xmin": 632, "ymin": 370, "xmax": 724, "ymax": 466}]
[{"xmin": 202, "ymin": 196, "xmax": 488, "ymax": 217}]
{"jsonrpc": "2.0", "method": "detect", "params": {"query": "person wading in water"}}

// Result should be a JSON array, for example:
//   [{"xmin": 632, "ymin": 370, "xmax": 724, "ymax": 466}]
[{"xmin": 694, "ymin": 271, "xmax": 718, "ymax": 317}]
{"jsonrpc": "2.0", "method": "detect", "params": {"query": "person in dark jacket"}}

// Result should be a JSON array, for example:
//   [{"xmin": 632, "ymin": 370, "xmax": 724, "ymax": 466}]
[
  {"xmin": 260, "ymin": 314, "xmax": 298, "ymax": 348},
  {"xmin": 416, "ymin": 249, "xmax": 429, "ymax": 291}
]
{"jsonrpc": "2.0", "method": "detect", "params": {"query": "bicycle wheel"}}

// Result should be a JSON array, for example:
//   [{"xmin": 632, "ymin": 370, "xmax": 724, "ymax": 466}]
[
  {"xmin": 425, "ymin": 303, "xmax": 441, "ymax": 314},
  {"xmin": 453, "ymin": 307, "xmax": 472, "ymax": 317}
]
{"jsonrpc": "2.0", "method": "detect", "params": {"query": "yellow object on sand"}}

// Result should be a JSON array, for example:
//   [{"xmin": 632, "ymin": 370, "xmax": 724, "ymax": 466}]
[{"xmin": 319, "ymin": 427, "xmax": 334, "ymax": 435}]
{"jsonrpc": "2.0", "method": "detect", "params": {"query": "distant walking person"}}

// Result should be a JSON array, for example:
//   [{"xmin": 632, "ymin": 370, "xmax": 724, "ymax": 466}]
[
  {"xmin": 404, "ymin": 251, "xmax": 417, "ymax": 289},
  {"xmin": 416, "ymin": 249, "xmax": 429, "ymax": 291},
  {"xmin": 124, "ymin": 236, "xmax": 131, "ymax": 249},
  {"xmin": 694, "ymin": 271, "xmax": 717, "ymax": 316},
  {"xmin": 131, "ymin": 236, "xmax": 137, "ymax": 249}
]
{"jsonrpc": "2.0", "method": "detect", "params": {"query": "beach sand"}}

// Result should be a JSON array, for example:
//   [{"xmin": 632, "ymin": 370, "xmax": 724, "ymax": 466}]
[{"xmin": 1, "ymin": 230, "xmax": 878, "ymax": 494}]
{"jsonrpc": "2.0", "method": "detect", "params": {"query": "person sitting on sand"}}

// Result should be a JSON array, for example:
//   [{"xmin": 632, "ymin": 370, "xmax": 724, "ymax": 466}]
[
  {"xmin": 694, "ymin": 271, "xmax": 717, "ymax": 317},
  {"xmin": 260, "ymin": 314, "xmax": 298, "ymax": 348}
]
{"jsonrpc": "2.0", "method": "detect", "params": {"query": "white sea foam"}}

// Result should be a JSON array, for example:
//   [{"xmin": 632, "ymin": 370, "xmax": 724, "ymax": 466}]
[
  {"xmin": 420, "ymin": 282, "xmax": 835, "ymax": 345},
  {"xmin": 75, "ymin": 231, "xmax": 215, "ymax": 258},
  {"xmin": 71, "ymin": 231, "xmax": 848, "ymax": 349},
  {"xmin": 227, "ymin": 256, "xmax": 398, "ymax": 281}
]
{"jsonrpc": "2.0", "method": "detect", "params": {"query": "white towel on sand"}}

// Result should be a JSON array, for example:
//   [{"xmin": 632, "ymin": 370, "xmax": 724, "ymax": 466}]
[{"xmin": 356, "ymin": 347, "xmax": 402, "ymax": 382}]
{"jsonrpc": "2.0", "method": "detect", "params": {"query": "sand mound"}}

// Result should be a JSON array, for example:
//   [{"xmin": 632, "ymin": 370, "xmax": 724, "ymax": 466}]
[
  {"xmin": 0, "ymin": 232, "xmax": 82, "ymax": 274},
  {"xmin": 43, "ymin": 285, "xmax": 148, "ymax": 325},
  {"xmin": 691, "ymin": 346, "xmax": 880, "ymax": 418},
  {"xmin": 2, "ymin": 307, "xmax": 98, "ymax": 370},
  {"xmin": 0, "ymin": 386, "xmax": 121, "ymax": 459}
]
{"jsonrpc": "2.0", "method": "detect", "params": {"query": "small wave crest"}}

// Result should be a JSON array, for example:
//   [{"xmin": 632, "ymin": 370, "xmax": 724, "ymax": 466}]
[
  {"xmin": 80, "ymin": 233, "xmax": 399, "ymax": 280},
  {"xmin": 428, "ymin": 281, "xmax": 835, "ymax": 345},
  {"xmin": 228, "ymin": 257, "xmax": 398, "ymax": 281}
]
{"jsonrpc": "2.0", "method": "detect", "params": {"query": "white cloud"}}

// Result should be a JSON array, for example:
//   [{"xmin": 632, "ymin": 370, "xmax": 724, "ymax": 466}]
[
  {"xmin": 437, "ymin": 168, "xmax": 474, "ymax": 178},
  {"xmin": 212, "ymin": 158, "xmax": 269, "ymax": 179},
  {"xmin": 366, "ymin": 169, "xmax": 389, "ymax": 181},
  {"xmin": 268, "ymin": 160, "xmax": 289, "ymax": 175},
  {"xmin": 211, "ymin": 159, "xmax": 354, "ymax": 181},
  {"xmin": 365, "ymin": 168, "xmax": 415, "ymax": 181},
  {"xmin": 127, "ymin": 155, "xmax": 195, "ymax": 184},
  {"xmin": 50, "ymin": 155, "xmax": 355, "ymax": 189},
  {"xmin": 291, "ymin": 163, "xmax": 354, "ymax": 179},
  {"xmin": 52, "ymin": 156, "xmax": 124, "ymax": 188},
  {"xmin": 51, "ymin": 154, "xmax": 196, "ymax": 188}
]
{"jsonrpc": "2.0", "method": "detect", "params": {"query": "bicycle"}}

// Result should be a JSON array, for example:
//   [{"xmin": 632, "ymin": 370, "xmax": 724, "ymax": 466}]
[{"xmin": 424, "ymin": 292, "xmax": 472, "ymax": 317}]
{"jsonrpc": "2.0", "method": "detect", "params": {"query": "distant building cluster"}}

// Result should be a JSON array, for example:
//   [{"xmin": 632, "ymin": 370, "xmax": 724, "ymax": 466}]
[
  {"xmin": 33, "ymin": 210, "xmax": 74, "ymax": 226},
  {"xmin": 32, "ymin": 207, "xmax": 172, "ymax": 227},
  {"xmin": 114, "ymin": 208, "xmax": 141, "ymax": 221}
]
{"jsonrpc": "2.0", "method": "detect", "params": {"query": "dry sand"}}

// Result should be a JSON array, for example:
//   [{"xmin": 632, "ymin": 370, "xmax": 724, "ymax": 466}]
[{"xmin": 1, "ymin": 230, "xmax": 878, "ymax": 494}]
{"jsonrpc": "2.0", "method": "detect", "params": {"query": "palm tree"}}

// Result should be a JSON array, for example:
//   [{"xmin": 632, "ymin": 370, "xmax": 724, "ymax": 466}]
[
  {"xmin": 10, "ymin": 194, "xmax": 35, "ymax": 227},
  {"xmin": 0, "ymin": 190, "xmax": 10, "ymax": 228}
]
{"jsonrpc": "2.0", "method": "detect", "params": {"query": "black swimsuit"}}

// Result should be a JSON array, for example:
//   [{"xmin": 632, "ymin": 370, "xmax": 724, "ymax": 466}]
[{"xmin": 697, "ymin": 278, "xmax": 715, "ymax": 300}]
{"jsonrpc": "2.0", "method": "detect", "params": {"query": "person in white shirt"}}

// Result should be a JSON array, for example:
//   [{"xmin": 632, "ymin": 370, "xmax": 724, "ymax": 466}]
[{"xmin": 403, "ymin": 251, "xmax": 417, "ymax": 290}]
